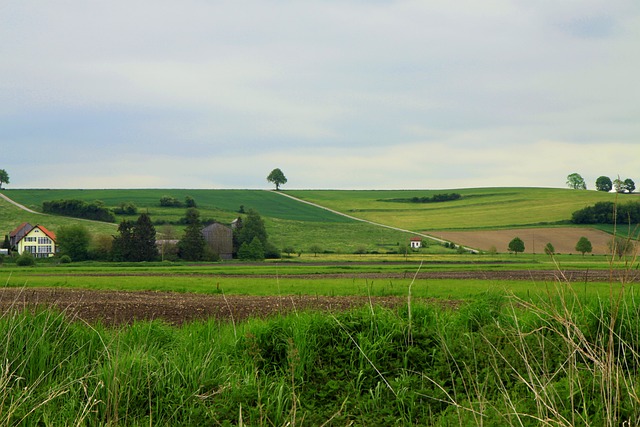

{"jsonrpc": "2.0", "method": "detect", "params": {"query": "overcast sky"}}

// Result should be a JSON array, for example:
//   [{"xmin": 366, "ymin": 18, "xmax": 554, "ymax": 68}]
[{"xmin": 2, "ymin": 1, "xmax": 639, "ymax": 190}]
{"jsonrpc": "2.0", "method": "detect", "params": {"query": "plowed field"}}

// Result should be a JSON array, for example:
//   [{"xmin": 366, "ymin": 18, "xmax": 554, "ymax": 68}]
[{"xmin": 433, "ymin": 227, "xmax": 615, "ymax": 254}]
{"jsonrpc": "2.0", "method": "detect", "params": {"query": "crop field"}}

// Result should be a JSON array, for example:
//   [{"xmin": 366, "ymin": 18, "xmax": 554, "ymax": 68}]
[
  {"xmin": 286, "ymin": 187, "xmax": 629, "ymax": 230},
  {"xmin": 434, "ymin": 227, "xmax": 616, "ymax": 255}
]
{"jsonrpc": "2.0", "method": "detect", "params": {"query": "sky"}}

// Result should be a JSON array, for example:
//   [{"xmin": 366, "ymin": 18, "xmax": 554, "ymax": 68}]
[{"xmin": 1, "ymin": 1, "xmax": 639, "ymax": 190}]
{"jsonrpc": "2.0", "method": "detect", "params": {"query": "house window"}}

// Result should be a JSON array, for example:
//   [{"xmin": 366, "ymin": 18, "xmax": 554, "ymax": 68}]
[
  {"xmin": 25, "ymin": 245, "xmax": 37, "ymax": 254},
  {"xmin": 25, "ymin": 237, "xmax": 37, "ymax": 243},
  {"xmin": 38, "ymin": 237, "xmax": 51, "ymax": 244},
  {"xmin": 38, "ymin": 246, "xmax": 52, "ymax": 254}
]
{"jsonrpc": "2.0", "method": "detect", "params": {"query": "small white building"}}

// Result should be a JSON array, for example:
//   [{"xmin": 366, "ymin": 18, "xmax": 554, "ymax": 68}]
[{"xmin": 410, "ymin": 237, "xmax": 422, "ymax": 249}]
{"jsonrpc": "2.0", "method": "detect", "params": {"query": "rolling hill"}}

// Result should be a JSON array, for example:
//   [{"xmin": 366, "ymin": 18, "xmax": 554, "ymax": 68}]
[{"xmin": 1, "ymin": 187, "xmax": 635, "ymax": 254}]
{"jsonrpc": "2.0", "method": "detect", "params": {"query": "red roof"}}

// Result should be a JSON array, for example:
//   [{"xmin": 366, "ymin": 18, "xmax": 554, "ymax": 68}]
[
  {"xmin": 410, "ymin": 237, "xmax": 422, "ymax": 241},
  {"xmin": 34, "ymin": 225, "xmax": 56, "ymax": 241}
]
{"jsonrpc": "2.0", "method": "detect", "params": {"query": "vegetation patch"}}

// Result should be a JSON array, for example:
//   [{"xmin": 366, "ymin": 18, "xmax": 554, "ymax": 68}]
[{"xmin": 381, "ymin": 193, "xmax": 462, "ymax": 203}]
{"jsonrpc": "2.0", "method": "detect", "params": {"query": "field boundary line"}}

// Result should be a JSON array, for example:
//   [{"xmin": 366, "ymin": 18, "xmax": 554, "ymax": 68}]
[{"xmin": 270, "ymin": 190, "xmax": 478, "ymax": 252}]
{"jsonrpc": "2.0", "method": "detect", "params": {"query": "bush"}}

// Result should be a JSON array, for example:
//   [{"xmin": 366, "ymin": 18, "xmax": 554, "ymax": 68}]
[
  {"xmin": 16, "ymin": 252, "xmax": 36, "ymax": 266},
  {"xmin": 159, "ymin": 196, "xmax": 183, "ymax": 207},
  {"xmin": 114, "ymin": 202, "xmax": 138, "ymax": 215},
  {"xmin": 59, "ymin": 255, "xmax": 72, "ymax": 264}
]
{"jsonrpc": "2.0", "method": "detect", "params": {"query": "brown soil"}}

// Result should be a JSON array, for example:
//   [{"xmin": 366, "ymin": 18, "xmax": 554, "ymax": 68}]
[
  {"xmin": 433, "ymin": 227, "xmax": 615, "ymax": 255},
  {"xmin": 0, "ymin": 288, "xmax": 451, "ymax": 327}
]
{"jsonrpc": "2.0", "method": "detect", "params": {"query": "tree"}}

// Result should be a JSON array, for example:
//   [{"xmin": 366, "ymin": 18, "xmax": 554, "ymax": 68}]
[
  {"xmin": 178, "ymin": 208, "xmax": 206, "ymax": 261},
  {"xmin": 544, "ymin": 242, "xmax": 555, "ymax": 256},
  {"xmin": 238, "ymin": 237, "xmax": 265, "ymax": 261},
  {"xmin": 508, "ymin": 237, "xmax": 525, "ymax": 255},
  {"xmin": 0, "ymin": 169, "xmax": 9, "ymax": 189},
  {"xmin": 309, "ymin": 244, "xmax": 323, "ymax": 257},
  {"xmin": 131, "ymin": 213, "xmax": 159, "ymax": 262},
  {"xmin": 235, "ymin": 209, "xmax": 268, "ymax": 249},
  {"xmin": 57, "ymin": 224, "xmax": 91, "ymax": 261},
  {"xmin": 595, "ymin": 176, "xmax": 613, "ymax": 192},
  {"xmin": 185, "ymin": 196, "xmax": 197, "ymax": 208},
  {"xmin": 111, "ymin": 220, "xmax": 135, "ymax": 261},
  {"xmin": 267, "ymin": 168, "xmax": 287, "ymax": 190},
  {"xmin": 624, "ymin": 178, "xmax": 635, "ymax": 194},
  {"xmin": 575, "ymin": 236, "xmax": 592, "ymax": 256},
  {"xmin": 566, "ymin": 173, "xmax": 586, "ymax": 190},
  {"xmin": 609, "ymin": 237, "xmax": 635, "ymax": 259}
]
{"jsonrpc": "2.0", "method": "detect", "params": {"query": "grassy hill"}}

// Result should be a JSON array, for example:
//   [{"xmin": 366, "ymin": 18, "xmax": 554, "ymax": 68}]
[
  {"xmin": 0, "ymin": 189, "xmax": 415, "ymax": 254},
  {"xmin": 286, "ymin": 187, "xmax": 633, "ymax": 231}
]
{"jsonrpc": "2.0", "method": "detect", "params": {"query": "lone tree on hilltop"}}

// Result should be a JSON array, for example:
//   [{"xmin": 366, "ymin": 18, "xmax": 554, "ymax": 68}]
[
  {"xmin": 595, "ymin": 176, "xmax": 613, "ymax": 192},
  {"xmin": 508, "ymin": 237, "xmax": 525, "ymax": 255},
  {"xmin": 0, "ymin": 169, "xmax": 9, "ymax": 189},
  {"xmin": 624, "ymin": 178, "xmax": 635, "ymax": 193},
  {"xmin": 575, "ymin": 236, "xmax": 592, "ymax": 256},
  {"xmin": 267, "ymin": 168, "xmax": 287, "ymax": 190},
  {"xmin": 566, "ymin": 173, "xmax": 587, "ymax": 190}
]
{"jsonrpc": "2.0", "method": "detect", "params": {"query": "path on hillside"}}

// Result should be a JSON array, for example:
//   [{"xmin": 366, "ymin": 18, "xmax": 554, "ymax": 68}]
[
  {"xmin": 0, "ymin": 192, "xmax": 42, "ymax": 214},
  {"xmin": 271, "ymin": 191, "xmax": 478, "ymax": 252}
]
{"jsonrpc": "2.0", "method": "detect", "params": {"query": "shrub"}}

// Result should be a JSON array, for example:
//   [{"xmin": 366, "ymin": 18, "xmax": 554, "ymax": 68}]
[
  {"xmin": 114, "ymin": 202, "xmax": 138, "ymax": 215},
  {"xmin": 16, "ymin": 252, "xmax": 36, "ymax": 266},
  {"xmin": 159, "ymin": 196, "xmax": 182, "ymax": 207},
  {"xmin": 59, "ymin": 255, "xmax": 72, "ymax": 264}
]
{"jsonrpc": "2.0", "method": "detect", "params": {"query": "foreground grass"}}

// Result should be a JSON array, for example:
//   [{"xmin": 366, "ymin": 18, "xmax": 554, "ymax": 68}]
[{"xmin": 3, "ymin": 284, "xmax": 640, "ymax": 426}]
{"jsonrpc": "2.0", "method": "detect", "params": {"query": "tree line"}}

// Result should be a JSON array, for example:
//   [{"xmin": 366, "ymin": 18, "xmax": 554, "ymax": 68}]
[
  {"xmin": 567, "ymin": 173, "xmax": 635, "ymax": 193},
  {"xmin": 571, "ymin": 201, "xmax": 640, "ymax": 225}
]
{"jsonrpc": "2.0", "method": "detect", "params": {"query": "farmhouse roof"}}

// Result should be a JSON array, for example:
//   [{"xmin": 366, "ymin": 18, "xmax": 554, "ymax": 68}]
[
  {"xmin": 10, "ymin": 222, "xmax": 32, "ymax": 237},
  {"xmin": 35, "ymin": 225, "xmax": 57, "ymax": 241},
  {"xmin": 410, "ymin": 237, "xmax": 422, "ymax": 241},
  {"xmin": 15, "ymin": 224, "xmax": 57, "ymax": 244}
]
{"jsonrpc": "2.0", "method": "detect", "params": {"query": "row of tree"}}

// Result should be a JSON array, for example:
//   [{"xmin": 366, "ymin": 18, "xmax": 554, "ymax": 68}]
[
  {"xmin": 571, "ymin": 201, "xmax": 640, "ymax": 224},
  {"xmin": 42, "ymin": 199, "xmax": 116, "ymax": 222},
  {"xmin": 567, "ymin": 173, "xmax": 635, "ymax": 193},
  {"xmin": 49, "ymin": 207, "xmax": 279, "ymax": 263}
]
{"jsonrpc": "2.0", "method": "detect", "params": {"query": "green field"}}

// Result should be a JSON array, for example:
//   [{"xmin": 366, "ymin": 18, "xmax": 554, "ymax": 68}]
[
  {"xmin": 286, "ymin": 187, "xmax": 632, "ymax": 231},
  {"xmin": 1, "ymin": 189, "xmax": 417, "ymax": 253}
]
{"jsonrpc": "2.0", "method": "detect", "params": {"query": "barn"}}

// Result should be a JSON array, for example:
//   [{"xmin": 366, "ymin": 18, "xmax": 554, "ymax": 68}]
[{"xmin": 202, "ymin": 223, "xmax": 234, "ymax": 260}]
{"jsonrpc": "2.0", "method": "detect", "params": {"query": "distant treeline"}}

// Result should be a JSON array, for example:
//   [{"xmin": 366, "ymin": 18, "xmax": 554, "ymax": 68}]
[
  {"xmin": 385, "ymin": 193, "xmax": 462, "ymax": 204},
  {"xmin": 42, "ymin": 199, "xmax": 116, "ymax": 223},
  {"xmin": 572, "ymin": 201, "xmax": 640, "ymax": 224}
]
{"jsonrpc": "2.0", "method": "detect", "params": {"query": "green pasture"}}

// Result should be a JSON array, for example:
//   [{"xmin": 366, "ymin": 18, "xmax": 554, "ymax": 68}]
[
  {"xmin": 0, "ymin": 270, "xmax": 624, "ymax": 300},
  {"xmin": 286, "ymin": 187, "xmax": 630, "ymax": 231},
  {"xmin": 2, "ymin": 189, "xmax": 351, "ymax": 223},
  {"xmin": 2, "ymin": 251, "xmax": 631, "ymax": 300},
  {"xmin": 1, "ymin": 189, "xmax": 421, "ymax": 253}
]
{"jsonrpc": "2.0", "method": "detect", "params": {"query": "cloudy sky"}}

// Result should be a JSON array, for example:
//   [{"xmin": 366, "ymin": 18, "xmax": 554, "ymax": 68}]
[{"xmin": 2, "ymin": 1, "xmax": 638, "ymax": 190}]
